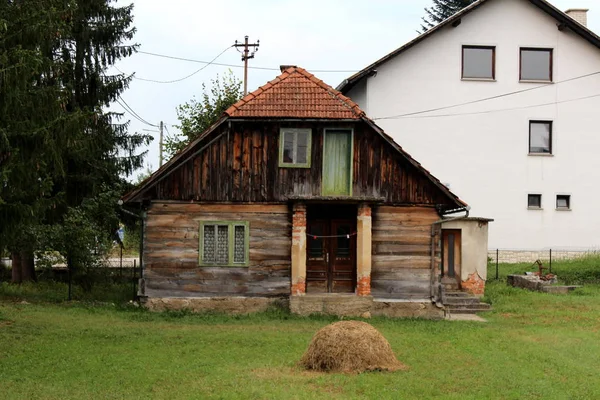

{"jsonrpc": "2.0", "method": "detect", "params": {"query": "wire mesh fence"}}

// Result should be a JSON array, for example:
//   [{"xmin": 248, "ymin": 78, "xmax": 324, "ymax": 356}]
[
  {"xmin": 488, "ymin": 248, "xmax": 600, "ymax": 281},
  {"xmin": 1, "ymin": 255, "xmax": 141, "ymax": 302}
]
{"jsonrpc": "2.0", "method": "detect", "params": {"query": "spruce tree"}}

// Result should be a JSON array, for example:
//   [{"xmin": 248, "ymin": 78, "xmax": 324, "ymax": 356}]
[
  {"xmin": 1, "ymin": 1, "xmax": 151, "ymax": 282},
  {"xmin": 420, "ymin": 0, "xmax": 477, "ymax": 32}
]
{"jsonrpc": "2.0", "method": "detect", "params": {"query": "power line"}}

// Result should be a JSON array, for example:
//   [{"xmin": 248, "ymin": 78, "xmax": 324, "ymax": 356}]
[
  {"xmin": 374, "ymin": 71, "xmax": 600, "ymax": 120},
  {"xmin": 136, "ymin": 50, "xmax": 359, "ymax": 73},
  {"xmin": 384, "ymin": 92, "xmax": 600, "ymax": 119},
  {"xmin": 117, "ymin": 46, "xmax": 233, "ymax": 84},
  {"xmin": 116, "ymin": 97, "xmax": 158, "ymax": 127}
]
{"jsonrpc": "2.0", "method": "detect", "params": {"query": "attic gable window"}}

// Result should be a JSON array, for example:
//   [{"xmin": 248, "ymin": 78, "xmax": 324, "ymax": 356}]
[
  {"xmin": 462, "ymin": 46, "xmax": 495, "ymax": 80},
  {"xmin": 520, "ymin": 48, "xmax": 553, "ymax": 82},
  {"xmin": 279, "ymin": 128, "xmax": 311, "ymax": 168},
  {"xmin": 199, "ymin": 221, "xmax": 249, "ymax": 267}
]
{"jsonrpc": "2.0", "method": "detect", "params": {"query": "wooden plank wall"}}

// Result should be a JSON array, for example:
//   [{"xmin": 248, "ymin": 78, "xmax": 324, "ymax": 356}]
[
  {"xmin": 371, "ymin": 206, "xmax": 440, "ymax": 300},
  {"xmin": 151, "ymin": 121, "xmax": 457, "ymax": 208},
  {"xmin": 143, "ymin": 202, "xmax": 291, "ymax": 298}
]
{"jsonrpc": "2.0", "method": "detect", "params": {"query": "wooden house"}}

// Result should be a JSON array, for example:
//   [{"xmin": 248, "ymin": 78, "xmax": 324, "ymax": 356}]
[{"xmin": 123, "ymin": 66, "xmax": 491, "ymax": 318}]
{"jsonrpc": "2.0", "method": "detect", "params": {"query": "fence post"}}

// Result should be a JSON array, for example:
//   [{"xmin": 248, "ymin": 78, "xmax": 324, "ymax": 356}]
[
  {"xmin": 119, "ymin": 245, "xmax": 123, "ymax": 278},
  {"xmin": 496, "ymin": 249, "xmax": 499, "ymax": 280},
  {"xmin": 549, "ymin": 248, "xmax": 552, "ymax": 274},
  {"xmin": 132, "ymin": 259, "xmax": 137, "ymax": 301}
]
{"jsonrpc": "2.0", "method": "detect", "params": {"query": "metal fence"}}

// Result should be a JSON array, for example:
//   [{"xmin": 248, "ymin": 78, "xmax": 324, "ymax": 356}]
[
  {"xmin": 1, "ymin": 256, "xmax": 141, "ymax": 302},
  {"xmin": 488, "ymin": 248, "xmax": 600, "ymax": 280}
]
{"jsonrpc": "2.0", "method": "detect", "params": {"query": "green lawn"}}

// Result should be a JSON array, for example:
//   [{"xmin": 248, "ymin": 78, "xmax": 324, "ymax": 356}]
[{"xmin": 1, "ymin": 280, "xmax": 600, "ymax": 399}]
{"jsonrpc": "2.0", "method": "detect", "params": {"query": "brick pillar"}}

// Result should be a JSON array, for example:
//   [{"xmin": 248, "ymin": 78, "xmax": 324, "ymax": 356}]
[
  {"xmin": 291, "ymin": 203, "xmax": 307, "ymax": 295},
  {"xmin": 356, "ymin": 203, "xmax": 372, "ymax": 296}
]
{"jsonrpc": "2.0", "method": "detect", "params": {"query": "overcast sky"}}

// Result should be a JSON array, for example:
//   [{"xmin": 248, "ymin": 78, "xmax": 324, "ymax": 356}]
[{"xmin": 112, "ymin": 0, "xmax": 599, "ymax": 181}]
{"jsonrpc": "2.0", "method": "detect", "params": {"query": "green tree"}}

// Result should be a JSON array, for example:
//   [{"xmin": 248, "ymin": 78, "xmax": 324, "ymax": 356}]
[
  {"xmin": 420, "ymin": 0, "xmax": 476, "ymax": 32},
  {"xmin": 165, "ymin": 71, "xmax": 242, "ymax": 158},
  {"xmin": 0, "ymin": 1, "xmax": 151, "ymax": 282}
]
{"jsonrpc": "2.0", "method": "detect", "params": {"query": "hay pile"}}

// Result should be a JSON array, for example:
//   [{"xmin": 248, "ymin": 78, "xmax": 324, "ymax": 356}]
[{"xmin": 299, "ymin": 321, "xmax": 407, "ymax": 373}]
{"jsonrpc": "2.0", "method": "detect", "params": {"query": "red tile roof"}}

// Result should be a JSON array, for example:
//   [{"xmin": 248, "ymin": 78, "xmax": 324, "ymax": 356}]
[{"xmin": 225, "ymin": 67, "xmax": 365, "ymax": 119}]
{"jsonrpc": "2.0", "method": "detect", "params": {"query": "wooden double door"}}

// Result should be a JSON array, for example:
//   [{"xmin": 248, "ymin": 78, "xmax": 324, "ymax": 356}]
[{"xmin": 306, "ymin": 219, "xmax": 356, "ymax": 293}]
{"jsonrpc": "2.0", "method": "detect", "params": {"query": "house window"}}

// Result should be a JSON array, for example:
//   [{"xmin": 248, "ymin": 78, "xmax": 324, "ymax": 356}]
[
  {"xmin": 528, "ymin": 194, "xmax": 542, "ymax": 209},
  {"xmin": 199, "ymin": 221, "xmax": 249, "ymax": 266},
  {"xmin": 529, "ymin": 121, "xmax": 552, "ymax": 154},
  {"xmin": 556, "ymin": 195, "xmax": 571, "ymax": 210},
  {"xmin": 520, "ymin": 48, "xmax": 553, "ymax": 81},
  {"xmin": 279, "ymin": 128, "xmax": 311, "ymax": 168},
  {"xmin": 462, "ymin": 46, "xmax": 495, "ymax": 79}
]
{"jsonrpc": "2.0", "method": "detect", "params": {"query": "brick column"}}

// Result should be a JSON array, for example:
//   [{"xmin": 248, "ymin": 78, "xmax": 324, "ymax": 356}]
[
  {"xmin": 356, "ymin": 203, "xmax": 372, "ymax": 296},
  {"xmin": 291, "ymin": 203, "xmax": 307, "ymax": 295}
]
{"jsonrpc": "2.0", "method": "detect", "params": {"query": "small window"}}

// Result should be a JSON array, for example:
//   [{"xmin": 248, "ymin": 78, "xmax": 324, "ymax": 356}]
[
  {"xmin": 279, "ymin": 128, "xmax": 311, "ymax": 168},
  {"xmin": 529, "ymin": 121, "xmax": 552, "ymax": 154},
  {"xmin": 199, "ymin": 221, "xmax": 249, "ymax": 266},
  {"xmin": 462, "ymin": 46, "xmax": 495, "ymax": 79},
  {"xmin": 520, "ymin": 48, "xmax": 553, "ymax": 81},
  {"xmin": 556, "ymin": 195, "xmax": 571, "ymax": 210},
  {"xmin": 528, "ymin": 194, "xmax": 542, "ymax": 209}
]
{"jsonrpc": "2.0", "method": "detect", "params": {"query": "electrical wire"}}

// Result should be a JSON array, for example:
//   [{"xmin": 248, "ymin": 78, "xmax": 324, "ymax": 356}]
[
  {"xmin": 373, "ymin": 70, "xmax": 600, "ymax": 120},
  {"xmin": 116, "ymin": 97, "xmax": 158, "ymax": 127},
  {"xmin": 386, "ymin": 92, "xmax": 600, "ymax": 119},
  {"xmin": 136, "ymin": 50, "xmax": 359, "ymax": 73},
  {"xmin": 119, "ymin": 46, "xmax": 233, "ymax": 84}
]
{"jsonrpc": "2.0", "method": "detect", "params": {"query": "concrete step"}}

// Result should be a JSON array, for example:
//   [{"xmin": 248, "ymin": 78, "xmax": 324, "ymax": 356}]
[
  {"xmin": 443, "ymin": 297, "xmax": 481, "ymax": 305},
  {"xmin": 444, "ymin": 291, "xmax": 475, "ymax": 297},
  {"xmin": 446, "ymin": 304, "xmax": 492, "ymax": 314}
]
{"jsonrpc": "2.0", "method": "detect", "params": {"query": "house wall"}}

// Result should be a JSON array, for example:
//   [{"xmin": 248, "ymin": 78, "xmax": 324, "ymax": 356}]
[
  {"xmin": 349, "ymin": 0, "xmax": 600, "ymax": 249},
  {"xmin": 371, "ymin": 205, "xmax": 440, "ymax": 300},
  {"xmin": 147, "ymin": 120, "xmax": 458, "ymax": 208},
  {"xmin": 142, "ymin": 202, "xmax": 291, "ymax": 298},
  {"xmin": 442, "ymin": 219, "xmax": 490, "ymax": 295}
]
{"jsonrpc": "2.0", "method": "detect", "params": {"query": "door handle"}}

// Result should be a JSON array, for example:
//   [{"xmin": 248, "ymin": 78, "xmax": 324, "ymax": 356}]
[{"xmin": 325, "ymin": 252, "xmax": 329, "ymax": 264}]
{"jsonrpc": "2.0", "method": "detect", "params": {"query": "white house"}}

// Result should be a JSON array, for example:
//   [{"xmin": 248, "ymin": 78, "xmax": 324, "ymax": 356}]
[{"xmin": 338, "ymin": 0, "xmax": 600, "ymax": 250}]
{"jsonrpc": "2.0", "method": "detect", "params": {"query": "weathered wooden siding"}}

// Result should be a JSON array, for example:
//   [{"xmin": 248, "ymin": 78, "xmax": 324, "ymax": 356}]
[
  {"xmin": 143, "ymin": 203, "xmax": 291, "ymax": 298},
  {"xmin": 371, "ymin": 206, "xmax": 440, "ymax": 300},
  {"xmin": 148, "ymin": 120, "xmax": 456, "ymax": 207}
]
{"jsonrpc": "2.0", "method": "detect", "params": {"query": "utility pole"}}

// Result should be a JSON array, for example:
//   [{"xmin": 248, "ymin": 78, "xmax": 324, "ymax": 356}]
[
  {"xmin": 233, "ymin": 36, "xmax": 260, "ymax": 95},
  {"xmin": 159, "ymin": 121, "xmax": 164, "ymax": 167}
]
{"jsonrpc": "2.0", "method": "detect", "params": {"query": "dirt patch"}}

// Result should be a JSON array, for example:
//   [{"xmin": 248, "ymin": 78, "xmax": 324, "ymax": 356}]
[{"xmin": 0, "ymin": 320, "xmax": 14, "ymax": 328}]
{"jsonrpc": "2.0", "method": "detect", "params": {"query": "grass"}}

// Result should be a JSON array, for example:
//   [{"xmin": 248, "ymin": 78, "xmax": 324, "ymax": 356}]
[
  {"xmin": 1, "ymin": 257, "xmax": 600, "ymax": 399},
  {"xmin": 1, "ymin": 283, "xmax": 600, "ymax": 399}
]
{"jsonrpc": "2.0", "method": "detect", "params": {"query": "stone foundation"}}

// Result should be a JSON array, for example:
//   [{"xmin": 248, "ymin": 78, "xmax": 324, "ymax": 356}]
[
  {"xmin": 144, "ymin": 297, "xmax": 286, "ymax": 314},
  {"xmin": 290, "ymin": 294, "xmax": 444, "ymax": 319},
  {"xmin": 143, "ymin": 295, "xmax": 444, "ymax": 319}
]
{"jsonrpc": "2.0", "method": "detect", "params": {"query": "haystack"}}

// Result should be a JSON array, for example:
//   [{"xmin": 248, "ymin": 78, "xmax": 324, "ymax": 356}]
[{"xmin": 299, "ymin": 321, "xmax": 407, "ymax": 373}]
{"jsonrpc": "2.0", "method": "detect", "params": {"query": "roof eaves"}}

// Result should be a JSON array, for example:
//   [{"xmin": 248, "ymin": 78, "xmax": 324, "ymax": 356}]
[
  {"xmin": 360, "ymin": 116, "xmax": 467, "ymax": 208},
  {"xmin": 336, "ymin": 0, "xmax": 489, "ymax": 93},
  {"xmin": 338, "ymin": 0, "xmax": 600, "ymax": 94},
  {"xmin": 122, "ymin": 115, "xmax": 229, "ymax": 203}
]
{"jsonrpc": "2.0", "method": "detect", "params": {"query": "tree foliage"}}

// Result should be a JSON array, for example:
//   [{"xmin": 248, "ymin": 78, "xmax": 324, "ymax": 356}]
[
  {"xmin": 420, "ymin": 0, "xmax": 476, "ymax": 32},
  {"xmin": 0, "ymin": 1, "xmax": 151, "ymax": 282},
  {"xmin": 165, "ymin": 71, "xmax": 242, "ymax": 159}
]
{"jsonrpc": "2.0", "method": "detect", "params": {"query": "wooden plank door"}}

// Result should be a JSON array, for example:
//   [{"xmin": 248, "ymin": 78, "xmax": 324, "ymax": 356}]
[
  {"xmin": 322, "ymin": 130, "xmax": 353, "ymax": 196},
  {"xmin": 307, "ymin": 221, "xmax": 329, "ymax": 293},
  {"xmin": 330, "ymin": 220, "xmax": 356, "ymax": 293},
  {"xmin": 442, "ymin": 229, "xmax": 462, "ymax": 288},
  {"xmin": 306, "ymin": 219, "xmax": 356, "ymax": 293}
]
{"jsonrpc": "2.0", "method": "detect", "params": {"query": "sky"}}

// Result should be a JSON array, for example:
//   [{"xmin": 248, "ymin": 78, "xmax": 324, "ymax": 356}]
[{"xmin": 112, "ymin": 0, "xmax": 600, "ymax": 181}]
